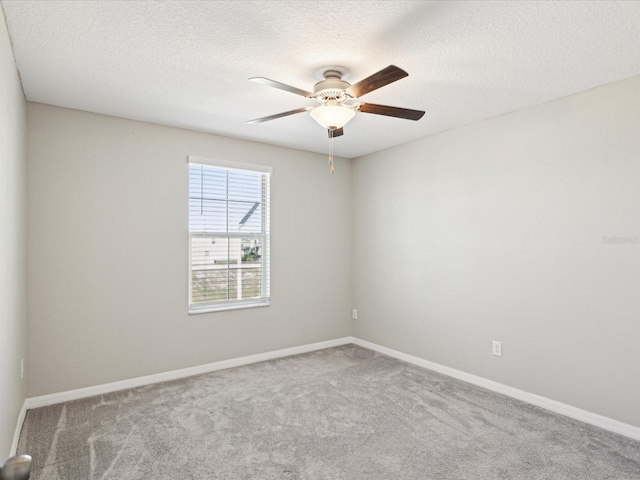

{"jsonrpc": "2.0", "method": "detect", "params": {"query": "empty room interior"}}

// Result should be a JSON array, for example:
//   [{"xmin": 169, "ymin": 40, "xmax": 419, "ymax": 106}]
[{"xmin": 1, "ymin": 1, "xmax": 639, "ymax": 479}]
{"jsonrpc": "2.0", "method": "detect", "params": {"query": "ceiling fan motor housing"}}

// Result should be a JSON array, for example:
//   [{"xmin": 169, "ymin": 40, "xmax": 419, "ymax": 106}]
[{"xmin": 313, "ymin": 70, "xmax": 351, "ymax": 103}]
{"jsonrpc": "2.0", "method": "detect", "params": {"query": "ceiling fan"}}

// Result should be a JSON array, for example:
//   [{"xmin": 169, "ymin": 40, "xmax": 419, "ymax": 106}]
[{"xmin": 247, "ymin": 65, "xmax": 425, "ymax": 139}]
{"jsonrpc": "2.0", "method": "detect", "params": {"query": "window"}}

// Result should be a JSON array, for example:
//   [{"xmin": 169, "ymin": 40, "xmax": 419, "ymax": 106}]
[{"xmin": 188, "ymin": 156, "xmax": 271, "ymax": 313}]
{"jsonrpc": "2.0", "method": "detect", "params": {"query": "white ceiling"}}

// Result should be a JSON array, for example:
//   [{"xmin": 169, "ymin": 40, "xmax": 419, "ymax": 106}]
[{"xmin": 3, "ymin": 1, "xmax": 640, "ymax": 159}]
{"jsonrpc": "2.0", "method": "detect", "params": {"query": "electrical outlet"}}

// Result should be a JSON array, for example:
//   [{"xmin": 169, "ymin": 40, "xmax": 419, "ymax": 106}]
[
  {"xmin": 352, "ymin": 308, "xmax": 358, "ymax": 320},
  {"xmin": 492, "ymin": 341, "xmax": 502, "ymax": 357},
  {"xmin": 21, "ymin": 358, "xmax": 24, "ymax": 379}
]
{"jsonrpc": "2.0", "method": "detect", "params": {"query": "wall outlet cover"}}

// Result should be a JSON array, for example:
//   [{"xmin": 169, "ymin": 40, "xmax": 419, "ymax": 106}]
[{"xmin": 492, "ymin": 341, "xmax": 502, "ymax": 357}]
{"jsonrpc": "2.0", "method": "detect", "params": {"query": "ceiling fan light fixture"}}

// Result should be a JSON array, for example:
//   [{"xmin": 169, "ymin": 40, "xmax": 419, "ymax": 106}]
[{"xmin": 309, "ymin": 102, "xmax": 355, "ymax": 129}]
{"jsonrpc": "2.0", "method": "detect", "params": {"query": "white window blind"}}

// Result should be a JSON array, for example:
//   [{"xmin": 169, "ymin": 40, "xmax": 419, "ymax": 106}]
[{"xmin": 188, "ymin": 159, "xmax": 271, "ymax": 313}]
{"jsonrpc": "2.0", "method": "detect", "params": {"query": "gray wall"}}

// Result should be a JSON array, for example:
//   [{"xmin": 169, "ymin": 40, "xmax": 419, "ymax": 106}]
[
  {"xmin": 351, "ymin": 76, "xmax": 640, "ymax": 427},
  {"xmin": 0, "ymin": 6, "xmax": 27, "ymax": 457},
  {"xmin": 27, "ymin": 103, "xmax": 352, "ymax": 397}
]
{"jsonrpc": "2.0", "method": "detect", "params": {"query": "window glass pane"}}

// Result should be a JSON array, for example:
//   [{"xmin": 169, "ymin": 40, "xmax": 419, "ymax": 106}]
[
  {"xmin": 189, "ymin": 165, "xmax": 227, "ymax": 200},
  {"xmin": 190, "ymin": 235, "xmax": 244, "ymax": 303},
  {"xmin": 241, "ymin": 238, "xmax": 262, "ymax": 264},
  {"xmin": 191, "ymin": 268, "xmax": 230, "ymax": 305},
  {"xmin": 241, "ymin": 267, "xmax": 262, "ymax": 299},
  {"xmin": 228, "ymin": 267, "xmax": 262, "ymax": 300},
  {"xmin": 228, "ymin": 200, "xmax": 262, "ymax": 233},
  {"xmin": 189, "ymin": 166, "xmax": 264, "ymax": 234},
  {"xmin": 227, "ymin": 170, "xmax": 262, "ymax": 202},
  {"xmin": 191, "ymin": 235, "xmax": 243, "ymax": 265},
  {"xmin": 189, "ymin": 199, "xmax": 227, "ymax": 233}
]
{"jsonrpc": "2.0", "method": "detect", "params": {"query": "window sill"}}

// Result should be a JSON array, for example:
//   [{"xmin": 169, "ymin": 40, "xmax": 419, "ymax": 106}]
[{"xmin": 188, "ymin": 299, "xmax": 270, "ymax": 315}]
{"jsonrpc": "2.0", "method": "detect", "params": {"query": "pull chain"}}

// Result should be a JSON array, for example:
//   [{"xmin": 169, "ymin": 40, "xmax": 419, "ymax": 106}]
[{"xmin": 328, "ymin": 131, "xmax": 335, "ymax": 174}]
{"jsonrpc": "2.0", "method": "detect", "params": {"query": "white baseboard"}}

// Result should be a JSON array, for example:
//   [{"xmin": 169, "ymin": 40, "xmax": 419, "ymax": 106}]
[
  {"xmin": 10, "ymin": 401, "xmax": 27, "ymax": 456},
  {"xmin": 21, "ymin": 335, "xmax": 640, "ymax": 442},
  {"xmin": 351, "ymin": 337, "xmax": 640, "ymax": 441},
  {"xmin": 25, "ymin": 337, "xmax": 353, "ymax": 410}
]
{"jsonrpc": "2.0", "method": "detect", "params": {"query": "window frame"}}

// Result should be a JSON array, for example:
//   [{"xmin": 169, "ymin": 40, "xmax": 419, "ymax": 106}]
[{"xmin": 187, "ymin": 155, "xmax": 272, "ymax": 314}]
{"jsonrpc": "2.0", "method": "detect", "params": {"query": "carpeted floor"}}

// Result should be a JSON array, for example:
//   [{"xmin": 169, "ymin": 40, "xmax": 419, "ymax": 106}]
[{"xmin": 17, "ymin": 345, "xmax": 640, "ymax": 479}]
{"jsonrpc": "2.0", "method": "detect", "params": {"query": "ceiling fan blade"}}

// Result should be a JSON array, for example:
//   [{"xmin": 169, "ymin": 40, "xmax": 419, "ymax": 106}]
[
  {"xmin": 358, "ymin": 103, "xmax": 425, "ymax": 121},
  {"xmin": 346, "ymin": 65, "xmax": 408, "ymax": 98},
  {"xmin": 249, "ymin": 77, "xmax": 314, "ymax": 98},
  {"xmin": 247, "ymin": 107, "xmax": 311, "ymax": 124},
  {"xmin": 328, "ymin": 127, "xmax": 344, "ymax": 138}
]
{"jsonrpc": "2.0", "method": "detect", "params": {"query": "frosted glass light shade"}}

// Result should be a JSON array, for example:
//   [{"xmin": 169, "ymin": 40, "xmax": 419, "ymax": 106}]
[{"xmin": 310, "ymin": 104, "xmax": 355, "ymax": 129}]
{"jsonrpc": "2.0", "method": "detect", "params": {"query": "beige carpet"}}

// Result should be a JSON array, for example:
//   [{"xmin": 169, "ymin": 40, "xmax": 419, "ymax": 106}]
[{"xmin": 17, "ymin": 345, "xmax": 640, "ymax": 479}]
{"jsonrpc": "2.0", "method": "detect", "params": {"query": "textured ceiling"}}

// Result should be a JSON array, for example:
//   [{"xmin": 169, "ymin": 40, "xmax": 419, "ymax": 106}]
[{"xmin": 3, "ymin": 0, "xmax": 640, "ymax": 158}]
